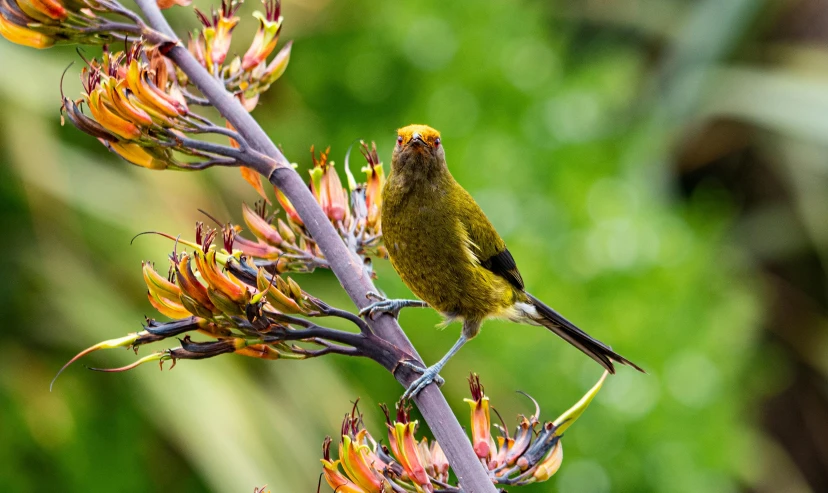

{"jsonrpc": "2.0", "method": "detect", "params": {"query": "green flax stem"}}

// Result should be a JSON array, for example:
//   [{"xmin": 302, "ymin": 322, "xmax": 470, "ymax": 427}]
[{"xmin": 132, "ymin": 1, "xmax": 498, "ymax": 491}]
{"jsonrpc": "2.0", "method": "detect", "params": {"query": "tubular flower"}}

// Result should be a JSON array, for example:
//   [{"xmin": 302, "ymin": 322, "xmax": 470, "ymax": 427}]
[
  {"xmin": 241, "ymin": 0, "xmax": 282, "ymax": 71},
  {"xmin": 275, "ymin": 188, "xmax": 302, "ymax": 226},
  {"xmin": 464, "ymin": 374, "xmax": 493, "ymax": 460},
  {"xmin": 360, "ymin": 140, "xmax": 384, "ymax": 213},
  {"xmin": 320, "ymin": 372, "xmax": 610, "ymax": 491},
  {"xmin": 242, "ymin": 201, "xmax": 283, "ymax": 246},
  {"xmin": 194, "ymin": 0, "xmax": 241, "ymax": 69},
  {"xmin": 0, "ymin": 12, "xmax": 54, "ymax": 48},
  {"xmin": 260, "ymin": 40, "xmax": 291, "ymax": 85},
  {"xmin": 0, "ymin": 0, "xmax": 140, "ymax": 48},
  {"xmin": 383, "ymin": 404, "xmax": 432, "ymax": 492},
  {"xmin": 309, "ymin": 146, "xmax": 349, "ymax": 223},
  {"xmin": 322, "ymin": 437, "xmax": 368, "ymax": 493}
]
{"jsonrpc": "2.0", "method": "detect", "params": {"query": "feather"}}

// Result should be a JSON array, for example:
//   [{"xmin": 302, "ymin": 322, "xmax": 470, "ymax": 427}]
[
  {"xmin": 524, "ymin": 293, "xmax": 644, "ymax": 373},
  {"xmin": 481, "ymin": 248, "xmax": 524, "ymax": 290}
]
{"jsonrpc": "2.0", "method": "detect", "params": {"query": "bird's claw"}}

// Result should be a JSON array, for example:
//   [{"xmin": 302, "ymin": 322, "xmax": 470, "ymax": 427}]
[
  {"xmin": 358, "ymin": 292, "xmax": 404, "ymax": 320},
  {"xmin": 399, "ymin": 360, "xmax": 445, "ymax": 400}
]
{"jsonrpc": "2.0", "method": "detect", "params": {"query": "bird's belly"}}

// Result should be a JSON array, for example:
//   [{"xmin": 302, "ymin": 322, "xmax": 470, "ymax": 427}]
[{"xmin": 384, "ymin": 218, "xmax": 511, "ymax": 320}]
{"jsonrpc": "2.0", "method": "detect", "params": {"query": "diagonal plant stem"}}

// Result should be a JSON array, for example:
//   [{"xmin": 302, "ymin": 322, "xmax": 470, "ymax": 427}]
[{"xmin": 133, "ymin": 1, "xmax": 499, "ymax": 491}]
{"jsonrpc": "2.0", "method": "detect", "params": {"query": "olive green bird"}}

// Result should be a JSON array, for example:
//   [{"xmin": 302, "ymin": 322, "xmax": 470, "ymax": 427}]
[{"xmin": 361, "ymin": 124, "xmax": 644, "ymax": 399}]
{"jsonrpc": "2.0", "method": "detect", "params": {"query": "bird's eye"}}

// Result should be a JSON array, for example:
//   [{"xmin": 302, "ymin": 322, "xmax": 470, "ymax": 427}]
[
  {"xmin": 397, "ymin": 136, "xmax": 403, "ymax": 145},
  {"xmin": 434, "ymin": 138, "xmax": 441, "ymax": 147}
]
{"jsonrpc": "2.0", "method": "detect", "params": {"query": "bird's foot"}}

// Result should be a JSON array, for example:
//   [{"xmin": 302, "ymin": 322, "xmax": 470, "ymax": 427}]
[
  {"xmin": 358, "ymin": 292, "xmax": 427, "ymax": 320},
  {"xmin": 398, "ymin": 360, "xmax": 445, "ymax": 400}
]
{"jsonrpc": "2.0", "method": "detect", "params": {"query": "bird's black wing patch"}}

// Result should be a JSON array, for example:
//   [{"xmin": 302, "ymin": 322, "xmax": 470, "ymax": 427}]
[{"xmin": 481, "ymin": 248, "xmax": 524, "ymax": 290}]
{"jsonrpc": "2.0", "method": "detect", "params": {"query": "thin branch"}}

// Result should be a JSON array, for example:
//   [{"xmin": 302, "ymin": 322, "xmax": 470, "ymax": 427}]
[
  {"xmin": 101, "ymin": 0, "xmax": 146, "ymax": 25},
  {"xmin": 308, "ymin": 296, "xmax": 372, "ymax": 335},
  {"xmin": 293, "ymin": 338, "xmax": 361, "ymax": 358},
  {"xmin": 180, "ymin": 157, "xmax": 238, "ymax": 170},
  {"xmin": 182, "ymin": 89, "xmax": 212, "ymax": 106}
]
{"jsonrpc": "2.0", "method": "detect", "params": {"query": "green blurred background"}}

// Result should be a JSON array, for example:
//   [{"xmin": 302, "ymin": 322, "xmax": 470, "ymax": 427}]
[{"xmin": 2, "ymin": 0, "xmax": 828, "ymax": 491}]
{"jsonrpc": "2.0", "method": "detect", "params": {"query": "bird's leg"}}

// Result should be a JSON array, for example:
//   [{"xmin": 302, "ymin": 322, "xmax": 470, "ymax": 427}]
[
  {"xmin": 358, "ymin": 291, "xmax": 429, "ymax": 320},
  {"xmin": 399, "ymin": 334, "xmax": 468, "ymax": 400}
]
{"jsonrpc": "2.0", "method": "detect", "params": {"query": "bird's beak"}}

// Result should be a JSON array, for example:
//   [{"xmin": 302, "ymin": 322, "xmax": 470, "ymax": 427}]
[{"xmin": 410, "ymin": 132, "xmax": 427, "ymax": 147}]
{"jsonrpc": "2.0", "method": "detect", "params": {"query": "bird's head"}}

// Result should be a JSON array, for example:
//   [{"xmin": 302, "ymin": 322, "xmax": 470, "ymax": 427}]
[{"xmin": 391, "ymin": 124, "xmax": 446, "ymax": 176}]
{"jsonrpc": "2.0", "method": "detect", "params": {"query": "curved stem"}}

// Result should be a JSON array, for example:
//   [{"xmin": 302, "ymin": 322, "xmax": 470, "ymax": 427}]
[{"xmin": 132, "ymin": 1, "xmax": 498, "ymax": 491}]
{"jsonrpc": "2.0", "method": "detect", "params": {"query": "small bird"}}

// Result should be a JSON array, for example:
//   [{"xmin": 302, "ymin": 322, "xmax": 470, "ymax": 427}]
[{"xmin": 363, "ymin": 124, "xmax": 643, "ymax": 399}]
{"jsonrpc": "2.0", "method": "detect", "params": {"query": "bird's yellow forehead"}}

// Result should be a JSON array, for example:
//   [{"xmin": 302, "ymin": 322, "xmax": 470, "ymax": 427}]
[{"xmin": 397, "ymin": 124, "xmax": 441, "ymax": 144}]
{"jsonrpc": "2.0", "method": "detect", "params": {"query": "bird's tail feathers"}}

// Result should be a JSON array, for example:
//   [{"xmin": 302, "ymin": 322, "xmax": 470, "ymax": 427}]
[{"xmin": 522, "ymin": 293, "xmax": 644, "ymax": 374}]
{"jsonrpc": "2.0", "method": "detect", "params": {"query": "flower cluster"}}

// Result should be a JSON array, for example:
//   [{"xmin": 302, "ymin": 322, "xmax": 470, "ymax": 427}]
[
  {"xmin": 50, "ymin": 220, "xmax": 369, "ymax": 389},
  {"xmin": 206, "ymin": 141, "xmax": 385, "ymax": 274},
  {"xmin": 320, "ymin": 372, "xmax": 608, "ymax": 492},
  {"xmin": 275, "ymin": 142, "xmax": 386, "ymax": 269},
  {"xmin": 0, "ymin": 0, "xmax": 145, "ymax": 48},
  {"xmin": 50, "ymin": 143, "xmax": 387, "ymax": 387},
  {"xmin": 186, "ymin": 0, "xmax": 291, "ymax": 111},
  {"xmin": 60, "ymin": 41, "xmax": 277, "ymax": 172}
]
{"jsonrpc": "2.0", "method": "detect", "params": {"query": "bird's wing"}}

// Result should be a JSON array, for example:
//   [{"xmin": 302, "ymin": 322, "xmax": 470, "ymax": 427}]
[
  {"xmin": 480, "ymin": 248, "xmax": 524, "ymax": 291},
  {"xmin": 455, "ymin": 186, "xmax": 525, "ymax": 291}
]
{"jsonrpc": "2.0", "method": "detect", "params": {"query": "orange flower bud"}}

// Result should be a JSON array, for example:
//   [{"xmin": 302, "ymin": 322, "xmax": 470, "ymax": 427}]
[
  {"xmin": 87, "ymin": 89, "xmax": 142, "ymax": 140},
  {"xmin": 262, "ymin": 40, "xmax": 292, "ymax": 85},
  {"xmin": 174, "ymin": 252, "xmax": 218, "ymax": 316},
  {"xmin": 310, "ymin": 147, "xmax": 349, "ymax": 222},
  {"xmin": 275, "ymin": 188, "xmax": 302, "ymax": 226},
  {"xmin": 276, "ymin": 217, "xmax": 297, "ymax": 244},
  {"xmin": 23, "ymin": 0, "xmax": 66, "ymax": 20},
  {"xmin": 126, "ymin": 60, "xmax": 182, "ymax": 119},
  {"xmin": 383, "ymin": 405, "xmax": 432, "ymax": 492},
  {"xmin": 194, "ymin": 248, "xmax": 248, "ymax": 304},
  {"xmin": 104, "ymin": 142, "xmax": 169, "ymax": 170},
  {"xmin": 104, "ymin": 79, "xmax": 154, "ymax": 127},
  {"xmin": 14, "ymin": 0, "xmax": 65, "ymax": 21},
  {"xmin": 233, "ymin": 235, "xmax": 282, "ymax": 260},
  {"xmin": 321, "ymin": 438, "xmax": 367, "ymax": 493},
  {"xmin": 188, "ymin": 33, "xmax": 206, "ymax": 66},
  {"xmin": 242, "ymin": 202, "xmax": 282, "ymax": 246},
  {"xmin": 144, "ymin": 262, "xmax": 190, "ymax": 319},
  {"xmin": 143, "ymin": 261, "xmax": 181, "ymax": 301},
  {"xmin": 360, "ymin": 141, "xmax": 384, "ymax": 211},
  {"xmin": 256, "ymin": 268, "xmax": 303, "ymax": 314},
  {"xmin": 339, "ymin": 435, "xmax": 385, "ymax": 493},
  {"xmin": 429, "ymin": 441, "xmax": 449, "ymax": 483},
  {"xmin": 148, "ymin": 290, "xmax": 191, "ymax": 319}
]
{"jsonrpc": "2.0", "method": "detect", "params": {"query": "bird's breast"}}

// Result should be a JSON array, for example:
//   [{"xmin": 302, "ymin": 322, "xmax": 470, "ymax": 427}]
[{"xmin": 381, "ymin": 181, "xmax": 513, "ymax": 320}]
